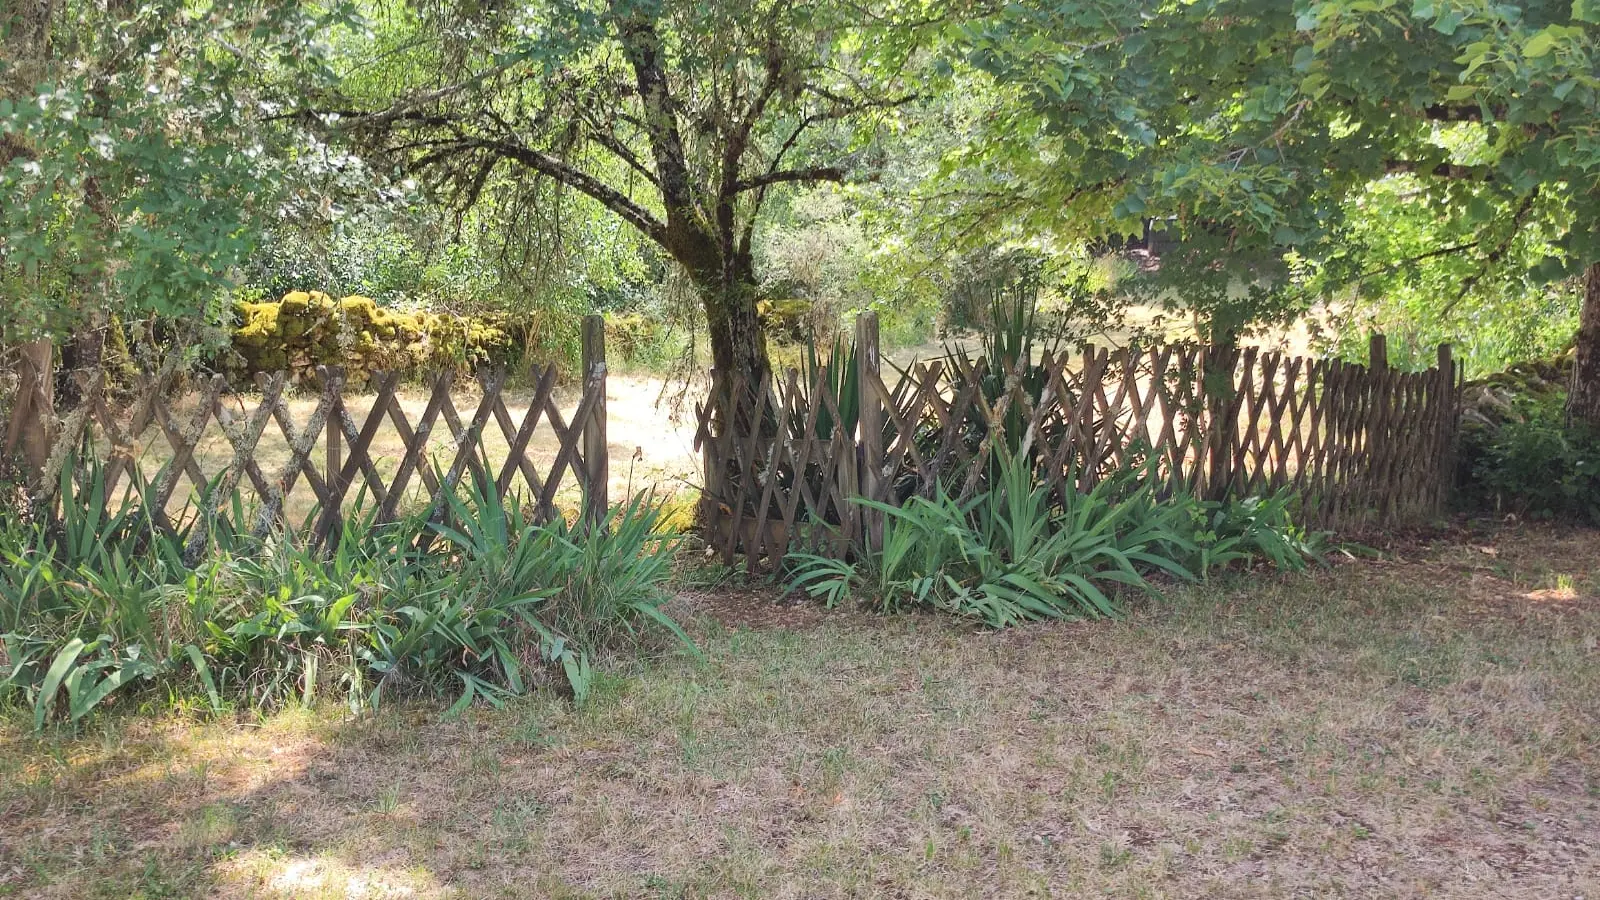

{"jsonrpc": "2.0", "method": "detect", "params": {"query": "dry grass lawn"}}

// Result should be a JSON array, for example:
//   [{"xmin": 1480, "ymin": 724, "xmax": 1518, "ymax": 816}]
[{"xmin": 1, "ymin": 526, "xmax": 1597, "ymax": 898}]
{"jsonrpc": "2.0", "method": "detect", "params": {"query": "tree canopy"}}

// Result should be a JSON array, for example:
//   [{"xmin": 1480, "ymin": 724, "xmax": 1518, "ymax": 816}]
[
  {"xmin": 6, "ymin": 0, "xmax": 1600, "ymax": 421},
  {"xmin": 325, "ymin": 0, "xmax": 945, "ymax": 381},
  {"xmin": 948, "ymin": 0, "xmax": 1598, "ymax": 379},
  {"xmin": 0, "ymin": 0, "xmax": 355, "ymax": 340}
]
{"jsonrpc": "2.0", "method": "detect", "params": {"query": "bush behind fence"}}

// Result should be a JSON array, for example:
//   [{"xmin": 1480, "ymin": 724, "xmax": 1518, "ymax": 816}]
[{"xmin": 12, "ymin": 318, "xmax": 611, "ymax": 555}]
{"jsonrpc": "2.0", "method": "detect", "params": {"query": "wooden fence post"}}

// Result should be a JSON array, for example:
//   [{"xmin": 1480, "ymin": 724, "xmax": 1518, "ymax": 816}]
[
  {"xmin": 856, "ymin": 312, "xmax": 884, "ymax": 553},
  {"xmin": 326, "ymin": 387, "xmax": 342, "ymax": 492},
  {"xmin": 2, "ymin": 338, "xmax": 57, "ymax": 489},
  {"xmin": 1436, "ymin": 342, "xmax": 1456, "ymax": 513},
  {"xmin": 1366, "ymin": 333, "xmax": 1390, "ymax": 522},
  {"xmin": 582, "ymin": 314, "xmax": 609, "ymax": 529}
]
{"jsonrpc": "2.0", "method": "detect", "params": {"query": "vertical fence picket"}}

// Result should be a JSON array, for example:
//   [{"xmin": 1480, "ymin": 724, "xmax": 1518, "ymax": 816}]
[{"xmin": 582, "ymin": 314, "xmax": 609, "ymax": 528}]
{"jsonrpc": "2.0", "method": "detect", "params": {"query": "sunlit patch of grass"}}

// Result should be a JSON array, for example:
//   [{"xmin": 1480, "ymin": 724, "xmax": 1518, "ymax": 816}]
[
  {"xmin": 174, "ymin": 802, "xmax": 241, "ymax": 851},
  {"xmin": 214, "ymin": 849, "xmax": 439, "ymax": 899}
]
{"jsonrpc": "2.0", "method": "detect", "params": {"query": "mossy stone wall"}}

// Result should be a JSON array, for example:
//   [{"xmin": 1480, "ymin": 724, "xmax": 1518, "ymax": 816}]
[{"xmin": 227, "ymin": 291, "xmax": 514, "ymax": 384}]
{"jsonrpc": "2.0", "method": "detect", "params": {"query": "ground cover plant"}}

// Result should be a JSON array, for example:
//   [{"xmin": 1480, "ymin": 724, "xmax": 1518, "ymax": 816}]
[
  {"xmin": 0, "ymin": 524, "xmax": 1594, "ymax": 898},
  {"xmin": 787, "ymin": 451, "xmax": 1327, "ymax": 626},
  {"xmin": 0, "ymin": 456, "xmax": 690, "ymax": 729}
]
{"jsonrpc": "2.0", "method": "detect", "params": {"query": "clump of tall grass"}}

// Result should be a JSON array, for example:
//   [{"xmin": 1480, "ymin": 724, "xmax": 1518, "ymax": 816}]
[
  {"xmin": 788, "ymin": 453, "xmax": 1190, "ymax": 626},
  {"xmin": 786, "ymin": 453, "xmax": 1327, "ymax": 628},
  {"xmin": 0, "ymin": 456, "xmax": 690, "ymax": 729}
]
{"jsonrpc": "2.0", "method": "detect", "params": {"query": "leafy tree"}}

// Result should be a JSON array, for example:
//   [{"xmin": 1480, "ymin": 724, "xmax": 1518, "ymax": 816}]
[
  {"xmin": 952, "ymin": 0, "xmax": 1600, "ymax": 417},
  {"xmin": 1293, "ymin": 176, "xmax": 1579, "ymax": 375},
  {"xmin": 1, "ymin": 0, "xmax": 353, "ymax": 475},
  {"xmin": 324, "ymin": 0, "xmax": 936, "ymax": 383}
]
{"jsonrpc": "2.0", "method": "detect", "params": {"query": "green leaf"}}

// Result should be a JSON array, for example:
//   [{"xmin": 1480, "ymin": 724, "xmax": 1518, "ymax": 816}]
[
  {"xmin": 34, "ymin": 638, "xmax": 89, "ymax": 731},
  {"xmin": 182, "ymin": 644, "xmax": 223, "ymax": 714},
  {"xmin": 446, "ymin": 673, "xmax": 477, "ymax": 718},
  {"xmin": 69, "ymin": 659, "xmax": 155, "ymax": 723},
  {"xmin": 1522, "ymin": 31, "xmax": 1559, "ymax": 58}
]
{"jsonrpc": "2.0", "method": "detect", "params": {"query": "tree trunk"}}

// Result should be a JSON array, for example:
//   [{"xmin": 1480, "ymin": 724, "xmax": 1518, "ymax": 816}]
[
  {"xmin": 57, "ymin": 318, "xmax": 105, "ymax": 410},
  {"xmin": 2, "ymin": 339, "xmax": 57, "ymax": 486},
  {"xmin": 1570, "ymin": 262, "xmax": 1600, "ymax": 428},
  {"xmin": 679, "ymin": 239, "xmax": 770, "ymax": 385},
  {"xmin": 1203, "ymin": 334, "xmax": 1239, "ymax": 500},
  {"xmin": 702, "ymin": 274, "xmax": 770, "ymax": 385}
]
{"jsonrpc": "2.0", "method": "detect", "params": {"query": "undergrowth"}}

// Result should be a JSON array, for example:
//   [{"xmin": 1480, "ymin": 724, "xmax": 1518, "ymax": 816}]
[
  {"xmin": 787, "ymin": 453, "xmax": 1326, "ymax": 627},
  {"xmin": 0, "ymin": 454, "xmax": 691, "ymax": 730}
]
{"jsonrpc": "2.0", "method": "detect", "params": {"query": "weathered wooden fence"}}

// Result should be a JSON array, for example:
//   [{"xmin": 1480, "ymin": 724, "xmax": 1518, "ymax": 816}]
[
  {"xmin": 695, "ymin": 315, "xmax": 1461, "ymax": 572},
  {"xmin": 18, "ymin": 317, "xmax": 610, "ymax": 551}
]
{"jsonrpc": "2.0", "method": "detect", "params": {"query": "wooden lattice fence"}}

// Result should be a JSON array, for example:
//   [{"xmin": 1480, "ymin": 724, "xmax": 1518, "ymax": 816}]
[
  {"xmin": 695, "ymin": 315, "xmax": 1461, "ymax": 572},
  {"xmin": 19, "ymin": 318, "xmax": 610, "ymax": 552}
]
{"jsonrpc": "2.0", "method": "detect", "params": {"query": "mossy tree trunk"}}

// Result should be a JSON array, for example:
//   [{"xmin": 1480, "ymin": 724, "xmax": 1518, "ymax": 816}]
[{"xmin": 1570, "ymin": 262, "xmax": 1600, "ymax": 428}]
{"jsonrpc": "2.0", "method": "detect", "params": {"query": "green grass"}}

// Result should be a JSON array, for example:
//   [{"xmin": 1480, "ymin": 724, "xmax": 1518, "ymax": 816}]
[{"xmin": 1, "ymin": 526, "xmax": 1597, "ymax": 898}]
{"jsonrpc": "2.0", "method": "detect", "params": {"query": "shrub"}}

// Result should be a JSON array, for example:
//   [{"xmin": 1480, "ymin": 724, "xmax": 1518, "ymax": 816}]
[
  {"xmin": 785, "ymin": 451, "xmax": 1329, "ymax": 626},
  {"xmin": 602, "ymin": 311, "xmax": 680, "ymax": 370},
  {"xmin": 760, "ymin": 296, "xmax": 815, "ymax": 345},
  {"xmin": 787, "ymin": 453, "xmax": 1192, "ymax": 627},
  {"xmin": 1463, "ymin": 392, "xmax": 1600, "ymax": 524},
  {"xmin": 1166, "ymin": 489, "xmax": 1329, "ymax": 578},
  {"xmin": 225, "ymin": 291, "xmax": 516, "ymax": 385}
]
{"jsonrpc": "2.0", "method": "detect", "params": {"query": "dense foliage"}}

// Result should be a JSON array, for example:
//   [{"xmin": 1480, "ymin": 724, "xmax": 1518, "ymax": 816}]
[
  {"xmin": 946, "ymin": 0, "xmax": 1599, "ymax": 378},
  {"xmin": 0, "ymin": 0, "xmax": 356, "ymax": 338},
  {"xmin": 787, "ymin": 453, "xmax": 1326, "ymax": 627},
  {"xmin": 1467, "ymin": 398, "xmax": 1600, "ymax": 523},
  {"xmin": 0, "ymin": 458, "xmax": 690, "ymax": 728},
  {"xmin": 1459, "ymin": 352, "xmax": 1600, "ymax": 523}
]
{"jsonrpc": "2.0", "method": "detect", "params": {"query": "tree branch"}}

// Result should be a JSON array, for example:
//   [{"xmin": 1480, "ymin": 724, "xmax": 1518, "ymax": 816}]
[
  {"xmin": 1440, "ymin": 187, "xmax": 1541, "ymax": 317},
  {"xmin": 733, "ymin": 165, "xmax": 846, "ymax": 193},
  {"xmin": 578, "ymin": 109, "xmax": 661, "ymax": 187},
  {"xmin": 1384, "ymin": 160, "xmax": 1489, "ymax": 180},
  {"xmin": 330, "ymin": 60, "xmax": 518, "ymax": 133},
  {"xmin": 473, "ymin": 138, "xmax": 669, "ymax": 246},
  {"xmin": 612, "ymin": 5, "xmax": 704, "ymax": 231}
]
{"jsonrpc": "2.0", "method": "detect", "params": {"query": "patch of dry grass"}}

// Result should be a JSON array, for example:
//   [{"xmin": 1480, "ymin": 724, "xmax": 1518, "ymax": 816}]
[{"xmin": 2, "ymin": 526, "xmax": 1597, "ymax": 898}]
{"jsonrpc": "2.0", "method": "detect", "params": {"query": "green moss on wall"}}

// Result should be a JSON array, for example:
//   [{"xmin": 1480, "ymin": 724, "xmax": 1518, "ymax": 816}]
[{"xmin": 224, "ymin": 291, "xmax": 514, "ymax": 384}]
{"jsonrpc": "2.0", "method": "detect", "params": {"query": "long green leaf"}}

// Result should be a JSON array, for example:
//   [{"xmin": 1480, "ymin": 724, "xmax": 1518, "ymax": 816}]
[{"xmin": 34, "ymin": 638, "xmax": 90, "ymax": 730}]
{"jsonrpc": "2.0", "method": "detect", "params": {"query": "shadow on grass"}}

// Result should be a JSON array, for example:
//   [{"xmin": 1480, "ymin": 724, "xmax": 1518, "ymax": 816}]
[{"xmin": 1, "ymin": 522, "xmax": 1597, "ymax": 898}]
